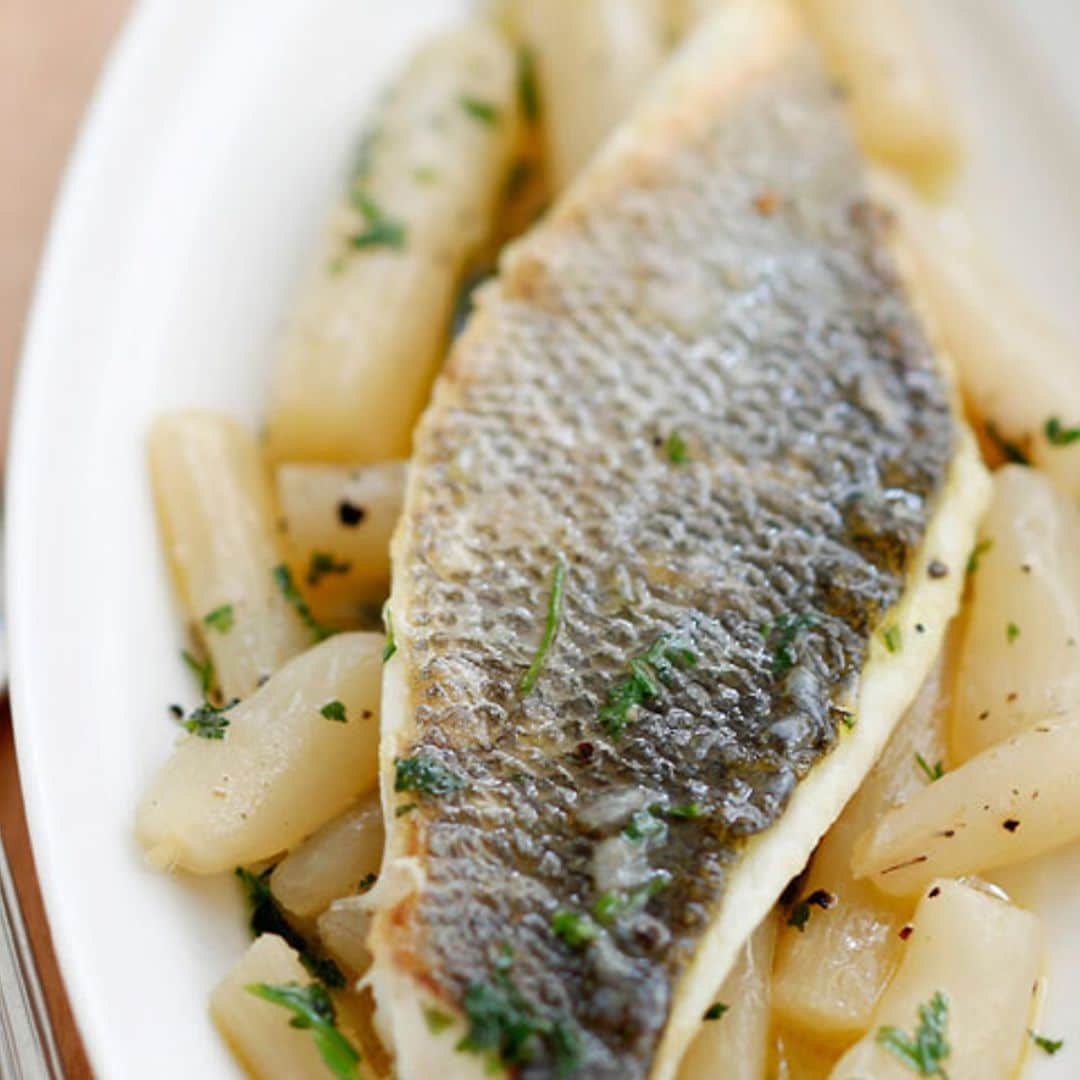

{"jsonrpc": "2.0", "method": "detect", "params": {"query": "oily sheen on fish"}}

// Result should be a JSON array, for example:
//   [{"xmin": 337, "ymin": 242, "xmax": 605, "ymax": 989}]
[{"xmin": 369, "ymin": 3, "xmax": 988, "ymax": 1078}]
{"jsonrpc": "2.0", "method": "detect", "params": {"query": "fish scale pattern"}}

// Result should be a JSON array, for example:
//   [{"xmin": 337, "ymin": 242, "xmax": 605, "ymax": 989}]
[{"xmin": 392, "ymin": 43, "xmax": 953, "ymax": 1079}]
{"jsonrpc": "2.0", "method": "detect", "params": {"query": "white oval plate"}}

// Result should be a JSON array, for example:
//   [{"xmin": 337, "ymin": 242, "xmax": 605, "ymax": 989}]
[{"xmin": 9, "ymin": 1, "xmax": 1080, "ymax": 1077}]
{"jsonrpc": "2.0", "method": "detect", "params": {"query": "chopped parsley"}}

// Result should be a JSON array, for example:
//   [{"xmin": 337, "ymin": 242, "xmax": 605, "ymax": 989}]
[
  {"xmin": 519, "ymin": 557, "xmax": 567, "ymax": 695},
  {"xmin": 457, "ymin": 949, "xmax": 579, "ymax": 1075},
  {"xmin": 876, "ymin": 991, "xmax": 950, "ymax": 1078},
  {"xmin": 915, "ymin": 753, "xmax": 944, "ymax": 782},
  {"xmin": 592, "ymin": 871, "xmax": 672, "ymax": 925},
  {"xmin": 624, "ymin": 808, "xmax": 667, "ymax": 842},
  {"xmin": 451, "ymin": 266, "xmax": 496, "ymax": 339},
  {"xmin": 667, "ymin": 802, "xmax": 705, "ymax": 819},
  {"xmin": 395, "ymin": 802, "xmax": 418, "ymax": 818},
  {"xmin": 306, "ymin": 551, "xmax": 352, "ymax": 587},
  {"xmin": 358, "ymin": 872, "xmax": 377, "ymax": 893},
  {"xmin": 182, "ymin": 649, "xmax": 215, "ymax": 699},
  {"xmin": 1030, "ymin": 1030, "xmax": 1064, "ymax": 1055},
  {"xmin": 763, "ymin": 612, "xmax": 818, "ymax": 676},
  {"xmin": 966, "ymin": 538, "xmax": 993, "ymax": 575},
  {"xmin": 382, "ymin": 607, "xmax": 397, "ymax": 662},
  {"xmin": 1006, "ymin": 621, "xmax": 1021, "ymax": 644},
  {"xmin": 518, "ymin": 46, "xmax": 540, "ymax": 124},
  {"xmin": 985, "ymin": 422, "xmax": 1030, "ymax": 466},
  {"xmin": 882, "ymin": 624, "xmax": 902, "ymax": 654},
  {"xmin": 600, "ymin": 634, "xmax": 697, "ymax": 736},
  {"xmin": 1045, "ymin": 417, "xmax": 1080, "ymax": 446},
  {"xmin": 180, "ymin": 700, "xmax": 236, "ymax": 740},
  {"xmin": 245, "ymin": 982, "xmax": 360, "ymax": 1080},
  {"xmin": 203, "ymin": 604, "xmax": 234, "ymax": 634},
  {"xmin": 234, "ymin": 867, "xmax": 345, "ymax": 988},
  {"xmin": 424, "ymin": 1006, "xmax": 455, "ymax": 1035},
  {"xmin": 395, "ymin": 754, "xmax": 465, "ymax": 797},
  {"xmin": 349, "ymin": 193, "xmax": 406, "ymax": 251},
  {"xmin": 703, "ymin": 1003, "xmax": 728, "ymax": 1021},
  {"xmin": 272, "ymin": 564, "xmax": 335, "ymax": 643},
  {"xmin": 320, "ymin": 700, "xmax": 347, "ymax": 723},
  {"xmin": 459, "ymin": 95, "xmax": 501, "ymax": 125},
  {"xmin": 665, "ymin": 431, "xmax": 691, "ymax": 464},
  {"xmin": 551, "ymin": 910, "xmax": 599, "ymax": 948},
  {"xmin": 787, "ymin": 889, "xmax": 836, "ymax": 932}
]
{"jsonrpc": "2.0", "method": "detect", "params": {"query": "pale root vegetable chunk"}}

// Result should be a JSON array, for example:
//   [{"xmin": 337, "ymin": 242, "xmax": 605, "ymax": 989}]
[
  {"xmin": 149, "ymin": 411, "xmax": 309, "ymax": 700},
  {"xmin": 772, "ymin": 1030, "xmax": 839, "ymax": 1080},
  {"xmin": 319, "ymin": 896, "xmax": 375, "ymax": 979},
  {"xmin": 830, "ymin": 880, "xmax": 1041, "ymax": 1080},
  {"xmin": 772, "ymin": 637, "xmax": 954, "ymax": 1043},
  {"xmin": 874, "ymin": 171, "xmax": 1080, "ymax": 497},
  {"xmin": 678, "ymin": 912, "xmax": 776, "ymax": 1080},
  {"xmin": 211, "ymin": 935, "xmax": 349, "ymax": 1079},
  {"xmin": 277, "ymin": 462, "xmax": 407, "ymax": 626},
  {"xmin": 272, "ymin": 794, "xmax": 384, "ymax": 920},
  {"xmin": 799, "ymin": 0, "xmax": 959, "ymax": 189},
  {"xmin": 518, "ymin": 0, "xmax": 666, "ymax": 190},
  {"xmin": 854, "ymin": 709, "xmax": 1080, "ymax": 897},
  {"xmin": 952, "ymin": 466, "xmax": 1080, "ymax": 762},
  {"xmin": 264, "ymin": 26, "xmax": 521, "ymax": 465},
  {"xmin": 137, "ymin": 633, "xmax": 382, "ymax": 873}
]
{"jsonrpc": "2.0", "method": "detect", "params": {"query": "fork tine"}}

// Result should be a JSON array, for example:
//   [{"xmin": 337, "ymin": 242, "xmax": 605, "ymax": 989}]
[{"xmin": 0, "ymin": 830, "xmax": 64, "ymax": 1079}]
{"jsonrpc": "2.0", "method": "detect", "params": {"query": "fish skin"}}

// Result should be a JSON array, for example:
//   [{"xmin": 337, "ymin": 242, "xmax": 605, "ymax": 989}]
[{"xmin": 370, "ymin": 4, "xmax": 982, "ymax": 1078}]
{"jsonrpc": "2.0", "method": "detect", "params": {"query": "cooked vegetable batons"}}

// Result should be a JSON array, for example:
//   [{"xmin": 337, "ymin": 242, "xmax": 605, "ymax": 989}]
[
  {"xmin": 799, "ymin": 0, "xmax": 959, "ymax": 190},
  {"xmin": 264, "ymin": 25, "xmax": 521, "ymax": 465},
  {"xmin": 677, "ymin": 913, "xmax": 777, "ymax": 1080},
  {"xmin": 517, "ymin": 0, "xmax": 666, "ymax": 191},
  {"xmin": 137, "ymin": 633, "xmax": 383, "ymax": 873},
  {"xmin": 952, "ymin": 465, "xmax": 1080, "ymax": 763},
  {"xmin": 772, "ymin": 638, "xmax": 953, "ymax": 1043},
  {"xmin": 874, "ymin": 170, "xmax": 1080, "ymax": 497},
  {"xmin": 149, "ymin": 411, "xmax": 309, "ymax": 701},
  {"xmin": 830, "ymin": 880, "xmax": 1040, "ymax": 1080},
  {"xmin": 211, "ymin": 935, "xmax": 372, "ymax": 1080},
  {"xmin": 271, "ymin": 794, "xmax": 384, "ymax": 921},
  {"xmin": 854, "ymin": 707, "xmax": 1080, "ymax": 897},
  {"xmin": 278, "ymin": 462, "xmax": 407, "ymax": 626}
]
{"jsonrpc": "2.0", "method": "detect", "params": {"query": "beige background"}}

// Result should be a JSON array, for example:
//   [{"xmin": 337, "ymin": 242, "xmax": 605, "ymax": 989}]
[{"xmin": 2, "ymin": 1, "xmax": 133, "ymax": 1074}]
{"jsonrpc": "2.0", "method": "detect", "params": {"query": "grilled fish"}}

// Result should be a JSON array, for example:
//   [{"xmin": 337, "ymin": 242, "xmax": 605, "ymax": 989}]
[{"xmin": 368, "ymin": 2, "xmax": 988, "ymax": 1077}]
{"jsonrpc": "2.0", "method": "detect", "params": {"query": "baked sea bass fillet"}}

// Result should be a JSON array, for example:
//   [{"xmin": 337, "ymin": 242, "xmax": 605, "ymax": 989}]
[{"xmin": 369, "ymin": 1, "xmax": 988, "ymax": 1076}]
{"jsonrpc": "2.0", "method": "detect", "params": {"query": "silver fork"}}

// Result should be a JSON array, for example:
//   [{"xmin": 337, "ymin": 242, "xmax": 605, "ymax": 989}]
[{"xmin": 0, "ymin": 830, "xmax": 64, "ymax": 1079}]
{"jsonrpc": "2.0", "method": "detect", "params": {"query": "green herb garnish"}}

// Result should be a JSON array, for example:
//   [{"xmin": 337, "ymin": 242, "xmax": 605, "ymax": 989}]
[
  {"xmin": 395, "ymin": 754, "xmax": 465, "ymax": 797},
  {"xmin": 787, "ymin": 888, "xmax": 835, "ymax": 932},
  {"xmin": 600, "ymin": 634, "xmax": 697, "ymax": 736},
  {"xmin": 703, "ymin": 1003, "xmax": 728, "ymax": 1021},
  {"xmin": 985, "ymin": 422, "xmax": 1030, "ymax": 465},
  {"xmin": 234, "ymin": 867, "xmax": 345, "ymax": 988},
  {"xmin": 382, "ymin": 607, "xmax": 397, "ymax": 662},
  {"xmin": 459, "ymin": 95, "xmax": 500, "ymax": 125},
  {"xmin": 358, "ymin": 872, "xmax": 377, "ymax": 893},
  {"xmin": 876, "ymin": 991, "xmax": 950, "ymax": 1078},
  {"xmin": 551, "ymin": 910, "xmax": 599, "ymax": 948},
  {"xmin": 1044, "ymin": 417, "xmax": 1080, "ymax": 446},
  {"xmin": 915, "ymin": 753, "xmax": 944, "ymax": 782},
  {"xmin": 246, "ymin": 982, "xmax": 360, "ymax": 1080},
  {"xmin": 1007, "ymin": 621, "xmax": 1021, "ymax": 644},
  {"xmin": 592, "ymin": 871, "xmax": 672, "ymax": 925},
  {"xmin": 665, "ymin": 431, "xmax": 691, "ymax": 464},
  {"xmin": 519, "ymin": 557, "xmax": 567, "ymax": 695},
  {"xmin": 181, "ymin": 700, "xmax": 236, "ymax": 740},
  {"xmin": 624, "ymin": 808, "xmax": 667, "ymax": 843},
  {"xmin": 306, "ymin": 551, "xmax": 352, "ymax": 587},
  {"xmin": 182, "ymin": 649, "xmax": 215, "ymax": 699},
  {"xmin": 966, "ymin": 538, "xmax": 993, "ymax": 575},
  {"xmin": 518, "ymin": 46, "xmax": 540, "ymax": 124},
  {"xmin": 667, "ymin": 802, "xmax": 705, "ymax": 820},
  {"xmin": 272, "ymin": 564, "xmax": 335, "ymax": 643},
  {"xmin": 349, "ymin": 193, "xmax": 406, "ymax": 251},
  {"xmin": 424, "ymin": 1007, "xmax": 455, "ymax": 1035},
  {"xmin": 763, "ymin": 612, "xmax": 819, "ymax": 676},
  {"xmin": 882, "ymin": 624, "xmax": 902, "ymax": 654},
  {"xmin": 395, "ymin": 802, "xmax": 418, "ymax": 818},
  {"xmin": 1030, "ymin": 1030, "xmax": 1064, "ymax": 1055},
  {"xmin": 320, "ymin": 700, "xmax": 347, "ymax": 723},
  {"xmin": 203, "ymin": 604, "xmax": 234, "ymax": 634}
]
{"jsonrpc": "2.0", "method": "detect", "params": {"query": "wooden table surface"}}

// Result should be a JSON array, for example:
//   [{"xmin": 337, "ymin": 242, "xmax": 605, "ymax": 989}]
[{"xmin": 2, "ymin": 1, "xmax": 134, "ymax": 1075}]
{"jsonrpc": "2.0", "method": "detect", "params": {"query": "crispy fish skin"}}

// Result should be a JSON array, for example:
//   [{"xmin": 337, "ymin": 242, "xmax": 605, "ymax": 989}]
[{"xmin": 369, "ymin": 3, "xmax": 988, "ymax": 1077}]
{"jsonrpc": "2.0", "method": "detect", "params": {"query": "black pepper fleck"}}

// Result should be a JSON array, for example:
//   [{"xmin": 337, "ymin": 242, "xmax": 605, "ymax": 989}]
[
  {"xmin": 1003, "ymin": 819, "xmax": 1020, "ymax": 833},
  {"xmin": 338, "ymin": 500, "xmax": 367, "ymax": 527},
  {"xmin": 899, "ymin": 925, "xmax": 913, "ymax": 940},
  {"xmin": 927, "ymin": 560, "xmax": 948, "ymax": 579},
  {"xmin": 928, "ymin": 886, "xmax": 941, "ymax": 898}
]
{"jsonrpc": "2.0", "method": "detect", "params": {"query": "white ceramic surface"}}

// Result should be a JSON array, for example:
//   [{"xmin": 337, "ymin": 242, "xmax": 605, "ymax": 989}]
[{"xmin": 8, "ymin": 1, "xmax": 1079, "ymax": 1077}]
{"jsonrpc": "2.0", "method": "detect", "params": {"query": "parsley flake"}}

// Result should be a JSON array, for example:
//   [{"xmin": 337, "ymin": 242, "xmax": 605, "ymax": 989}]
[
  {"xmin": 763, "ymin": 612, "xmax": 819, "ymax": 676},
  {"xmin": 519, "ymin": 557, "xmax": 567, "ymax": 695},
  {"xmin": 349, "ymin": 193, "xmax": 406, "ymax": 251},
  {"xmin": 787, "ymin": 889, "xmax": 835, "ymax": 932},
  {"xmin": 665, "ymin": 431, "xmax": 691, "ymax": 464},
  {"xmin": 518, "ymin": 46, "xmax": 540, "ymax": 124},
  {"xmin": 245, "ymin": 982, "xmax": 360, "ymax": 1080},
  {"xmin": 624, "ymin": 808, "xmax": 667, "ymax": 843},
  {"xmin": 966, "ymin": 538, "xmax": 993, "ymax": 575},
  {"xmin": 181, "ymin": 700, "xmax": 236, "ymax": 740},
  {"xmin": 1030, "ymin": 1030, "xmax": 1064, "ymax": 1055},
  {"xmin": 1045, "ymin": 417, "xmax": 1080, "ymax": 447},
  {"xmin": 182, "ymin": 649, "xmax": 215, "ymax": 699},
  {"xmin": 306, "ymin": 551, "xmax": 352, "ymax": 587},
  {"xmin": 272, "ymin": 564, "xmax": 335, "ymax": 643},
  {"xmin": 1006, "ymin": 621, "xmax": 1020, "ymax": 644},
  {"xmin": 600, "ymin": 634, "xmax": 697, "ymax": 736},
  {"xmin": 203, "ymin": 604, "xmax": 234, "ymax": 634},
  {"xmin": 320, "ymin": 700, "xmax": 347, "ymax": 723},
  {"xmin": 915, "ymin": 752, "xmax": 944, "ymax": 782},
  {"xmin": 882, "ymin": 624, "xmax": 902, "ymax": 654},
  {"xmin": 551, "ymin": 910, "xmax": 599, "ymax": 948},
  {"xmin": 459, "ymin": 95, "xmax": 500, "ymax": 125},
  {"xmin": 395, "ymin": 754, "xmax": 465, "ymax": 797},
  {"xmin": 876, "ymin": 991, "xmax": 950, "ymax": 1078},
  {"xmin": 703, "ymin": 1003, "xmax": 728, "ymax": 1021},
  {"xmin": 382, "ymin": 607, "xmax": 397, "ymax": 662},
  {"xmin": 424, "ymin": 1007, "xmax": 455, "ymax": 1035}
]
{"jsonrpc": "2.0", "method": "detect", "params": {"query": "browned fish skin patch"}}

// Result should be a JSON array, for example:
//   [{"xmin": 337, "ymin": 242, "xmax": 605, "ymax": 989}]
[{"xmin": 393, "ymin": 46, "xmax": 953, "ymax": 1078}]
